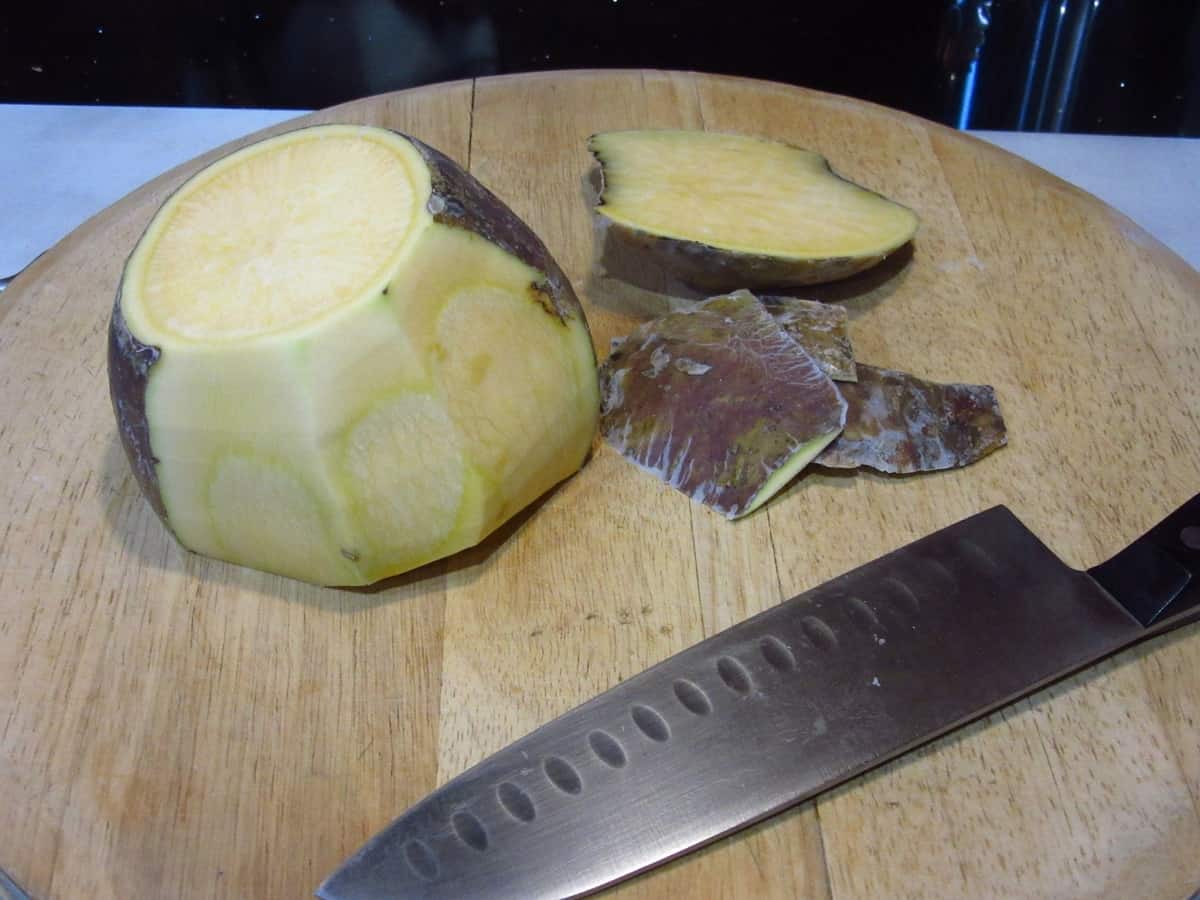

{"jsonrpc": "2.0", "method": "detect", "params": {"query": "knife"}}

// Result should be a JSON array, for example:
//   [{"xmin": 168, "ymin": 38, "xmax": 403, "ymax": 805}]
[{"xmin": 319, "ymin": 494, "xmax": 1200, "ymax": 899}]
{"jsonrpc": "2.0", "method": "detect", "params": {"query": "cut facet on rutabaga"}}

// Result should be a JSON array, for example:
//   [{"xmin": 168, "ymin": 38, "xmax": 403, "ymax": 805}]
[
  {"xmin": 109, "ymin": 124, "xmax": 600, "ymax": 586},
  {"xmin": 816, "ymin": 365, "xmax": 1007, "ymax": 474},
  {"xmin": 588, "ymin": 129, "xmax": 919, "ymax": 292},
  {"xmin": 600, "ymin": 290, "xmax": 846, "ymax": 519},
  {"xmin": 760, "ymin": 296, "xmax": 857, "ymax": 382}
]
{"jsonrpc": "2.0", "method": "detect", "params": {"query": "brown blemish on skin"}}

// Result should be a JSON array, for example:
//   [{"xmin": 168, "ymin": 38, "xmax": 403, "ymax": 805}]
[{"xmin": 527, "ymin": 280, "xmax": 564, "ymax": 322}]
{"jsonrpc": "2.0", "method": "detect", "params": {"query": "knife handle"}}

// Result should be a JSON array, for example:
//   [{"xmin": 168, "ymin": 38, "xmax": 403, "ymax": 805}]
[{"xmin": 1087, "ymin": 493, "xmax": 1200, "ymax": 630}]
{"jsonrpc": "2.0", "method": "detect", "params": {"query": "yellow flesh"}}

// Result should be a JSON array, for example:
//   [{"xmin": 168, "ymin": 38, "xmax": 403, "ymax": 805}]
[
  {"xmin": 743, "ymin": 432, "xmax": 842, "ymax": 518},
  {"xmin": 141, "ymin": 129, "xmax": 421, "ymax": 341},
  {"xmin": 593, "ymin": 130, "xmax": 918, "ymax": 258},
  {"xmin": 121, "ymin": 125, "xmax": 599, "ymax": 585}
]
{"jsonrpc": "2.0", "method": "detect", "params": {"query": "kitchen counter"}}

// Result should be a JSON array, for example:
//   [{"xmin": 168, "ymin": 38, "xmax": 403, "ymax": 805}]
[{"xmin": 2, "ymin": 99, "xmax": 1198, "ymax": 279}]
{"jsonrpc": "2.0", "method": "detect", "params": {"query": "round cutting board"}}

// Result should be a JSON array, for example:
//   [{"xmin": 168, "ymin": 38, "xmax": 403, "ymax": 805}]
[{"xmin": 1, "ymin": 71, "xmax": 1198, "ymax": 900}]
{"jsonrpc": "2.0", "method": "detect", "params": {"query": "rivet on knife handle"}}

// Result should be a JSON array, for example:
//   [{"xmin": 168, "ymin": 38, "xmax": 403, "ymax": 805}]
[{"xmin": 318, "ymin": 493, "xmax": 1199, "ymax": 900}]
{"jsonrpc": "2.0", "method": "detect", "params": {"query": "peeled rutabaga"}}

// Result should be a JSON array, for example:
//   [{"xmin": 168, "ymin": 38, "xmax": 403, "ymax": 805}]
[
  {"xmin": 816, "ymin": 365, "xmax": 1007, "ymax": 473},
  {"xmin": 599, "ymin": 290, "xmax": 846, "ymax": 518},
  {"xmin": 109, "ymin": 124, "xmax": 599, "ymax": 586}
]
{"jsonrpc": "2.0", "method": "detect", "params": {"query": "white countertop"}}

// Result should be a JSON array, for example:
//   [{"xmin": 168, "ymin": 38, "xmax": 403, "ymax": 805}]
[{"xmin": 1, "ymin": 103, "xmax": 1198, "ymax": 279}]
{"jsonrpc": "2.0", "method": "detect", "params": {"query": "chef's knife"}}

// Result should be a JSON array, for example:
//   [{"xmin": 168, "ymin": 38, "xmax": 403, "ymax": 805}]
[{"xmin": 319, "ymin": 494, "xmax": 1200, "ymax": 899}]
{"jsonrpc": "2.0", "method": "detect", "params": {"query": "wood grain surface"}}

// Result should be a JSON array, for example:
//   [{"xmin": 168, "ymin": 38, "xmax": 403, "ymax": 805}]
[{"xmin": 1, "ymin": 70, "xmax": 1198, "ymax": 899}]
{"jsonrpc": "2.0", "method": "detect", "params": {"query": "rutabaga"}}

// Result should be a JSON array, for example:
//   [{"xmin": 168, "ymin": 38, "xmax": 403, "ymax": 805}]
[
  {"xmin": 589, "ymin": 129, "xmax": 919, "ymax": 292},
  {"xmin": 109, "ymin": 124, "xmax": 599, "ymax": 586}
]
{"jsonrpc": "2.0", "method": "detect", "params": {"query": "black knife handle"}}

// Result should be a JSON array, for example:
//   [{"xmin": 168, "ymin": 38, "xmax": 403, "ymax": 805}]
[{"xmin": 1087, "ymin": 493, "xmax": 1200, "ymax": 629}]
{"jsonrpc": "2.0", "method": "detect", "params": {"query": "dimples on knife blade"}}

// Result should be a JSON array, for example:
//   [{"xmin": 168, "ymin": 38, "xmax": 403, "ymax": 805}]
[{"xmin": 318, "ymin": 502, "xmax": 1179, "ymax": 899}]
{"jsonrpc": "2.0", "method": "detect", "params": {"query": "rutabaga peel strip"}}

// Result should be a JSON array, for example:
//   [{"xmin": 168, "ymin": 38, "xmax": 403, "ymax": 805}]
[
  {"xmin": 816, "ymin": 364, "xmax": 1007, "ymax": 474},
  {"xmin": 600, "ymin": 290, "xmax": 846, "ymax": 519},
  {"xmin": 760, "ymin": 295, "xmax": 857, "ymax": 382}
]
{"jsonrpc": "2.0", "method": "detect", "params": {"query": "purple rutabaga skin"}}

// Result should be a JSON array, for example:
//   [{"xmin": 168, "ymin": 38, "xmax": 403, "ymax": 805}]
[
  {"xmin": 600, "ymin": 290, "xmax": 847, "ymax": 518},
  {"xmin": 107, "ymin": 126, "xmax": 595, "ymax": 535},
  {"xmin": 589, "ymin": 137, "xmax": 913, "ymax": 293},
  {"xmin": 411, "ymin": 136, "xmax": 587, "ymax": 329},
  {"xmin": 817, "ymin": 364, "xmax": 1007, "ymax": 474},
  {"xmin": 598, "ymin": 219, "xmax": 886, "ymax": 293},
  {"xmin": 759, "ymin": 295, "xmax": 857, "ymax": 382},
  {"xmin": 108, "ymin": 292, "xmax": 166, "ymax": 520}
]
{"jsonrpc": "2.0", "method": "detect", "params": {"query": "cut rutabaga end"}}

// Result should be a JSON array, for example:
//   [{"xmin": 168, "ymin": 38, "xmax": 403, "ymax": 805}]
[
  {"xmin": 109, "ymin": 124, "xmax": 599, "ymax": 586},
  {"xmin": 588, "ymin": 129, "xmax": 919, "ymax": 292},
  {"xmin": 599, "ymin": 289, "xmax": 846, "ymax": 519},
  {"xmin": 816, "ymin": 364, "xmax": 1007, "ymax": 474},
  {"xmin": 759, "ymin": 296, "xmax": 856, "ymax": 382}
]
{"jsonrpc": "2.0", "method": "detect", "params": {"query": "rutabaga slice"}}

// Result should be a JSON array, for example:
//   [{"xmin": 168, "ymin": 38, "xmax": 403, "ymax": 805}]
[
  {"xmin": 589, "ymin": 129, "xmax": 918, "ymax": 292},
  {"xmin": 816, "ymin": 365, "xmax": 1007, "ymax": 474},
  {"xmin": 109, "ymin": 124, "xmax": 599, "ymax": 586},
  {"xmin": 760, "ymin": 295, "xmax": 857, "ymax": 382},
  {"xmin": 600, "ymin": 290, "xmax": 846, "ymax": 519}
]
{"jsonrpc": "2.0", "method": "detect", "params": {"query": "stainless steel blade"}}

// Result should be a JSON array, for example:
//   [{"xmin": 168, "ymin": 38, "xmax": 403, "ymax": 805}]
[{"xmin": 319, "ymin": 498, "xmax": 1200, "ymax": 900}]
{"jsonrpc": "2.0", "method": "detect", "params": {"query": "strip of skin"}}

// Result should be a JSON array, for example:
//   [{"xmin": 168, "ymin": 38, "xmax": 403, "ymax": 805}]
[
  {"xmin": 415, "ymin": 137, "xmax": 587, "ymax": 328},
  {"xmin": 596, "ymin": 218, "xmax": 880, "ymax": 293},
  {"xmin": 760, "ymin": 295, "xmax": 857, "ymax": 382},
  {"xmin": 816, "ymin": 364, "xmax": 1007, "ymax": 474},
  {"xmin": 601, "ymin": 290, "xmax": 846, "ymax": 519},
  {"xmin": 108, "ymin": 298, "xmax": 165, "ymax": 518}
]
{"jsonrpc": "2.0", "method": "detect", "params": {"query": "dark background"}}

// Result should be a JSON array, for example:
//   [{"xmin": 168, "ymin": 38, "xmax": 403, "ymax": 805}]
[{"xmin": 2, "ymin": 0, "xmax": 1197, "ymax": 134}]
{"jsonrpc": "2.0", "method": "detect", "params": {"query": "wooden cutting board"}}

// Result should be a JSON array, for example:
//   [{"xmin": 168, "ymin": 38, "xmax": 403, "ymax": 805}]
[{"xmin": 2, "ymin": 70, "xmax": 1198, "ymax": 900}]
